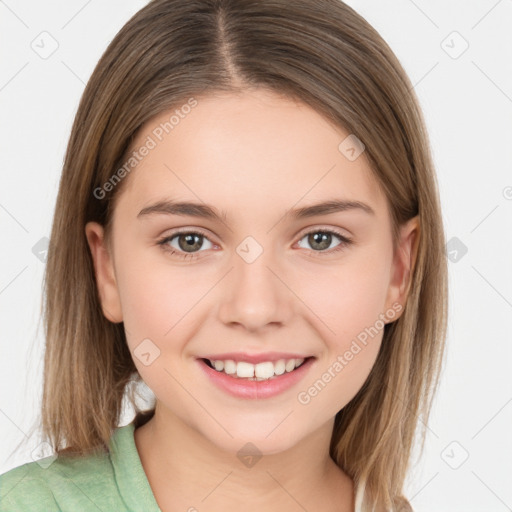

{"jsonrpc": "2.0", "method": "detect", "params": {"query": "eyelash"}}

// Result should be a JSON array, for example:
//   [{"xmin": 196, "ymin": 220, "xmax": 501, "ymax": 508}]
[{"xmin": 157, "ymin": 227, "xmax": 353, "ymax": 261}]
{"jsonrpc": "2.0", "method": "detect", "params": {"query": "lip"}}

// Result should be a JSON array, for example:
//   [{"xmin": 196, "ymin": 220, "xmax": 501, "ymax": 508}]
[
  {"xmin": 200, "ymin": 352, "xmax": 312, "ymax": 364},
  {"xmin": 197, "ymin": 356, "xmax": 316, "ymax": 399}
]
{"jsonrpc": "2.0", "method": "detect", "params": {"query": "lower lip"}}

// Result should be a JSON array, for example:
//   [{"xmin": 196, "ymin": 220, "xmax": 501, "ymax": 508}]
[{"xmin": 197, "ymin": 357, "xmax": 315, "ymax": 399}]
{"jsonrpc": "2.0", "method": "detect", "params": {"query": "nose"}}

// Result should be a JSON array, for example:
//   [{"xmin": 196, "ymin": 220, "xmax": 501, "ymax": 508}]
[{"xmin": 217, "ymin": 243, "xmax": 294, "ymax": 333}]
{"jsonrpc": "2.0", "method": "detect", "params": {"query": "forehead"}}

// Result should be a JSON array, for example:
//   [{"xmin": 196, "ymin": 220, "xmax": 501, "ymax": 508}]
[{"xmin": 116, "ymin": 89, "xmax": 387, "ymax": 220}]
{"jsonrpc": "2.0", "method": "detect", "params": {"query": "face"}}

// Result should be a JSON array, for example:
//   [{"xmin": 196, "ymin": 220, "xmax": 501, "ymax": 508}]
[{"xmin": 86, "ymin": 88, "xmax": 417, "ymax": 455}]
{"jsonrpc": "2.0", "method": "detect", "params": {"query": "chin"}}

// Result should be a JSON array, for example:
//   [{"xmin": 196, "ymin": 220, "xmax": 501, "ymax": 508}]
[{"xmin": 200, "ymin": 419, "xmax": 308, "ymax": 458}]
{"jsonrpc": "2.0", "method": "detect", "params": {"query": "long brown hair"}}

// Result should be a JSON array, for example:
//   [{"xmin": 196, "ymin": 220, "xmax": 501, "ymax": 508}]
[{"xmin": 24, "ymin": 1, "xmax": 448, "ymax": 509}]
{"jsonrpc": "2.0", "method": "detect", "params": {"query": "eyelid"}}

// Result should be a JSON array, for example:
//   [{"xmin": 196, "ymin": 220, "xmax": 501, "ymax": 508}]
[
  {"xmin": 296, "ymin": 223, "xmax": 353, "ymax": 241},
  {"xmin": 157, "ymin": 226, "xmax": 217, "ymax": 247},
  {"xmin": 158, "ymin": 226, "xmax": 216, "ymax": 244}
]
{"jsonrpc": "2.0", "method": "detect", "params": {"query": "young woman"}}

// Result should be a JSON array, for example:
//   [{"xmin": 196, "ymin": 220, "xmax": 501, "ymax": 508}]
[{"xmin": 0, "ymin": 1, "xmax": 447, "ymax": 510}]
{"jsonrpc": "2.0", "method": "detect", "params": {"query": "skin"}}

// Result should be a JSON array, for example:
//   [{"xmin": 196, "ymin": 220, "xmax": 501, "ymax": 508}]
[{"xmin": 85, "ymin": 88, "xmax": 418, "ymax": 512}]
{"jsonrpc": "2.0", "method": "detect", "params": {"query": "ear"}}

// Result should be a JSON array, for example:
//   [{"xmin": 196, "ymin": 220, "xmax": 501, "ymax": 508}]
[
  {"xmin": 85, "ymin": 221, "xmax": 123, "ymax": 323},
  {"xmin": 384, "ymin": 215, "xmax": 420, "ymax": 319}
]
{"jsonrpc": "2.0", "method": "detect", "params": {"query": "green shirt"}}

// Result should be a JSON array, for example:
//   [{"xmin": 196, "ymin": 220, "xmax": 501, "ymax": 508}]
[{"xmin": 0, "ymin": 421, "xmax": 162, "ymax": 511}]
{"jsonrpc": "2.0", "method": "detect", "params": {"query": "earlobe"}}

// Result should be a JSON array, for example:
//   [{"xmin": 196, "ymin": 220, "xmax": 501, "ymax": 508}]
[
  {"xmin": 385, "ymin": 215, "xmax": 420, "ymax": 318},
  {"xmin": 84, "ymin": 221, "xmax": 123, "ymax": 323}
]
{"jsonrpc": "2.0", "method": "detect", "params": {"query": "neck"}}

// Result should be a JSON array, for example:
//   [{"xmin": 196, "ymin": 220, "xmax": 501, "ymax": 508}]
[{"xmin": 134, "ymin": 402, "xmax": 354, "ymax": 512}]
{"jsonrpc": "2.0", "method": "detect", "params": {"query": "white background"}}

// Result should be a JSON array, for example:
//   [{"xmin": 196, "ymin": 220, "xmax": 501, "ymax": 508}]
[{"xmin": 1, "ymin": 1, "xmax": 511, "ymax": 510}]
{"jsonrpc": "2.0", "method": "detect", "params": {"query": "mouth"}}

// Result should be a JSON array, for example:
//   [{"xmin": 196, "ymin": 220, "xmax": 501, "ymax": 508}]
[
  {"xmin": 200, "ymin": 356, "xmax": 312, "ymax": 381},
  {"xmin": 196, "ymin": 355, "xmax": 316, "ymax": 399}
]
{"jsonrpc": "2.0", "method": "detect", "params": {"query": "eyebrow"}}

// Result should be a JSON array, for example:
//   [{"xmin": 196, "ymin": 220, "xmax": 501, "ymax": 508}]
[{"xmin": 137, "ymin": 198, "xmax": 375, "ymax": 222}]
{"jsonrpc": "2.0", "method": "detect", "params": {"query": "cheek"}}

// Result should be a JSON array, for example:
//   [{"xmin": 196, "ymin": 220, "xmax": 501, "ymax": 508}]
[
  {"xmin": 295, "ymin": 248, "xmax": 392, "ymax": 341},
  {"xmin": 113, "ymin": 247, "xmax": 222, "ymax": 392},
  {"xmin": 293, "ymin": 253, "xmax": 391, "ymax": 411},
  {"xmin": 114, "ymin": 254, "xmax": 203, "ymax": 399},
  {"xmin": 115, "ymin": 247, "xmax": 209, "ymax": 342}
]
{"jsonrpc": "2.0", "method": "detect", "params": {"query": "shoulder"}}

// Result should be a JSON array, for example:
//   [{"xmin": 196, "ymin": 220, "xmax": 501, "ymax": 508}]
[
  {"xmin": 0, "ymin": 449, "xmax": 122, "ymax": 511},
  {"xmin": 0, "ymin": 458, "xmax": 56, "ymax": 511}
]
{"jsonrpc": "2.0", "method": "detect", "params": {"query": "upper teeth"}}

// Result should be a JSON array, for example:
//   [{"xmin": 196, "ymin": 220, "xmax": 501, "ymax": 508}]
[{"xmin": 210, "ymin": 358, "xmax": 305, "ymax": 380}]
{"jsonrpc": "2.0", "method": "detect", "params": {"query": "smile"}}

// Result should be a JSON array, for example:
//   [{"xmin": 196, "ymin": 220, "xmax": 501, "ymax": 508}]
[
  {"xmin": 197, "ymin": 355, "xmax": 316, "ymax": 399},
  {"xmin": 203, "ymin": 357, "xmax": 307, "ymax": 380}
]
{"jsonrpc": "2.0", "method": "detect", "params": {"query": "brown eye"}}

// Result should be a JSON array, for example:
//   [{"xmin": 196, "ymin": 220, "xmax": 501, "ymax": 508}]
[
  {"xmin": 175, "ymin": 233, "xmax": 205, "ymax": 253},
  {"xmin": 158, "ymin": 230, "xmax": 214, "ymax": 259},
  {"xmin": 297, "ymin": 229, "xmax": 352, "ymax": 254}
]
